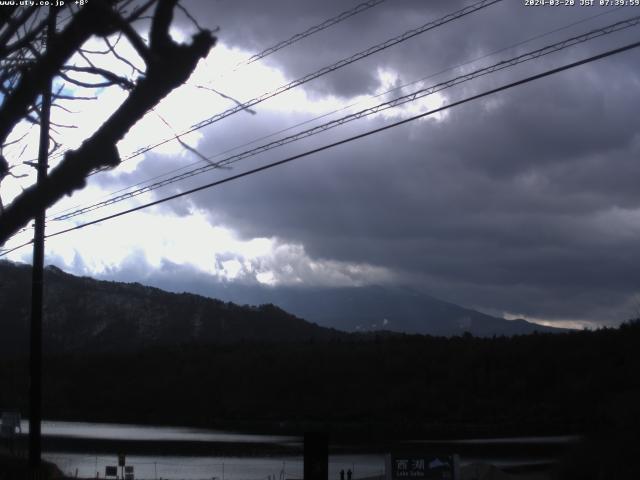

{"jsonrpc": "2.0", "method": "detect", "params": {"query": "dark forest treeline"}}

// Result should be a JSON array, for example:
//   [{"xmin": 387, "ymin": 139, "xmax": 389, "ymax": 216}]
[
  {"xmin": 1, "ymin": 322, "xmax": 640, "ymax": 439},
  {"xmin": 0, "ymin": 262, "xmax": 567, "ymax": 351},
  {"xmin": 0, "ymin": 262, "xmax": 346, "ymax": 356}
]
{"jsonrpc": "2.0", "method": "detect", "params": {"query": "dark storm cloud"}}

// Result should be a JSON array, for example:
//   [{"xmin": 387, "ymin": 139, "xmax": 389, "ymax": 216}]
[
  {"xmin": 181, "ymin": 0, "xmax": 636, "ymax": 98},
  {"xmin": 94, "ymin": 1, "xmax": 640, "ymax": 324},
  {"xmin": 181, "ymin": 0, "xmax": 473, "ymax": 97}
]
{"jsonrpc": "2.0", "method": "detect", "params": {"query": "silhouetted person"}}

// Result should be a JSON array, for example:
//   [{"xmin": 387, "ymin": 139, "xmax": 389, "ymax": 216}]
[
  {"xmin": 340, "ymin": 469, "xmax": 345, "ymax": 480},
  {"xmin": 347, "ymin": 469, "xmax": 352, "ymax": 480}
]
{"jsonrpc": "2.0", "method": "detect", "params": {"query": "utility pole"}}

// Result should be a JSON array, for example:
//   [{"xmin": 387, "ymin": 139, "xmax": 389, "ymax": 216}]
[
  {"xmin": 29, "ymin": 7, "xmax": 55, "ymax": 471},
  {"xmin": 304, "ymin": 432, "xmax": 328, "ymax": 480}
]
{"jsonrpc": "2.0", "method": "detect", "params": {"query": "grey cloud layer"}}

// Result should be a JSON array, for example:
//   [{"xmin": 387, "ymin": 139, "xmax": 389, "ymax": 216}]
[{"xmin": 101, "ymin": 1, "xmax": 640, "ymax": 324}]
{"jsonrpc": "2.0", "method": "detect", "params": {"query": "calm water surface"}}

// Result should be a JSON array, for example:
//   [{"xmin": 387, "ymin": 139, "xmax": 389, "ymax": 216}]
[
  {"xmin": 43, "ymin": 453, "xmax": 385, "ymax": 480},
  {"xmin": 20, "ymin": 420, "xmax": 298, "ymax": 444},
  {"xmin": 18, "ymin": 421, "xmax": 570, "ymax": 479},
  {"xmin": 23, "ymin": 421, "xmax": 380, "ymax": 479}
]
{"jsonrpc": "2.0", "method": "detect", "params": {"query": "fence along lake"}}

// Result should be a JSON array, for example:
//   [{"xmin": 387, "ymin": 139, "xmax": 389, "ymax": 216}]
[
  {"xmin": 14, "ymin": 420, "xmax": 574, "ymax": 479},
  {"xmin": 17, "ymin": 420, "xmax": 384, "ymax": 480}
]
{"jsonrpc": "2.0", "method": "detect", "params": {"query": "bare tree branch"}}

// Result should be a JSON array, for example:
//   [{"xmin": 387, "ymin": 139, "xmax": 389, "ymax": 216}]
[
  {"xmin": 62, "ymin": 64, "xmax": 135, "ymax": 90},
  {"xmin": 0, "ymin": 2, "xmax": 117, "ymax": 144},
  {"xmin": 1, "ymin": 126, "xmax": 33, "ymax": 148},
  {"xmin": 0, "ymin": 6, "xmax": 38, "ymax": 54},
  {"xmin": 52, "ymin": 93, "xmax": 98, "ymax": 101},
  {"xmin": 104, "ymin": 35, "xmax": 145, "ymax": 75},
  {"xmin": 0, "ymin": 0, "xmax": 216, "ymax": 245},
  {"xmin": 178, "ymin": 2, "xmax": 204, "ymax": 32},
  {"xmin": 112, "ymin": 15, "xmax": 152, "ymax": 63},
  {"xmin": 153, "ymin": 109, "xmax": 215, "ymax": 165},
  {"xmin": 150, "ymin": 0, "xmax": 176, "ymax": 50},
  {"xmin": 58, "ymin": 70, "xmax": 120, "ymax": 89},
  {"xmin": 125, "ymin": 0, "xmax": 157, "ymax": 23},
  {"xmin": 52, "ymin": 104, "xmax": 76, "ymax": 114},
  {"xmin": 195, "ymin": 84, "xmax": 257, "ymax": 115}
]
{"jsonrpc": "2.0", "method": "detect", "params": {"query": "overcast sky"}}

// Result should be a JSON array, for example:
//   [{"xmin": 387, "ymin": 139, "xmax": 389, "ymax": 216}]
[{"xmin": 4, "ymin": 0, "xmax": 640, "ymax": 328}]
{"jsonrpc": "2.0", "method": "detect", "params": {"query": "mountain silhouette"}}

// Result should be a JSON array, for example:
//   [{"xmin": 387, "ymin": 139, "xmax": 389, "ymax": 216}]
[
  {"xmin": 206, "ymin": 284, "xmax": 567, "ymax": 336},
  {"xmin": 0, "ymin": 261, "xmax": 342, "ymax": 354},
  {"xmin": 0, "ymin": 260, "xmax": 566, "ymax": 355}
]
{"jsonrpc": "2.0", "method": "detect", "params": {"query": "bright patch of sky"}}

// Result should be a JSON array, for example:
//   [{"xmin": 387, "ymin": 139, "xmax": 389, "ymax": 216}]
[
  {"xmin": 502, "ymin": 312, "xmax": 604, "ymax": 331},
  {"xmin": 3, "ymin": 30, "xmax": 435, "ymax": 289},
  {"xmin": 373, "ymin": 68, "xmax": 448, "ymax": 122},
  {"xmin": 7, "ymin": 207, "xmax": 394, "ymax": 287}
]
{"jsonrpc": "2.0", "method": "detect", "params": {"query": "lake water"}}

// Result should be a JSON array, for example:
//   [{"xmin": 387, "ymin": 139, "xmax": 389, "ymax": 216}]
[
  {"xmin": 14, "ymin": 420, "xmax": 572, "ymax": 479},
  {"xmin": 19, "ymin": 420, "xmax": 299, "ymax": 444},
  {"xmin": 44, "ymin": 452, "xmax": 385, "ymax": 480},
  {"xmin": 19, "ymin": 420, "xmax": 382, "ymax": 479}
]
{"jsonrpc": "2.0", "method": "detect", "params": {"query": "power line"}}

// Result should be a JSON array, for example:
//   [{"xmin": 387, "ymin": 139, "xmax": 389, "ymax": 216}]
[
  {"xmin": 22, "ymin": 0, "xmax": 608, "ymax": 236},
  {"xmin": 235, "ymin": 0, "xmax": 387, "ymax": 69},
  {"xmin": 43, "ymin": 0, "xmax": 387, "ymax": 166},
  {"xmin": 51, "ymin": 3, "xmax": 626, "ymax": 182},
  {"xmin": 0, "ymin": 240, "xmax": 33, "ymax": 257},
  {"xmin": 43, "ymin": 0, "xmax": 502, "ymax": 217},
  {"xmin": 48, "ymin": 5, "xmax": 624, "ymax": 221},
  {"xmin": 13, "ymin": 39, "xmax": 635, "ymax": 252},
  {"xmin": 106, "ymin": 0, "xmax": 502, "ymax": 167},
  {"xmin": 50, "ymin": 14, "xmax": 640, "ymax": 222},
  {"xmin": 6, "ymin": 6, "xmax": 632, "ymax": 246}
]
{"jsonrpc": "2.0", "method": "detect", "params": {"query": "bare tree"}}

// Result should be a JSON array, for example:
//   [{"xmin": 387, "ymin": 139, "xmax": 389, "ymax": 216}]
[{"xmin": 0, "ymin": 0, "xmax": 216, "ymax": 245}]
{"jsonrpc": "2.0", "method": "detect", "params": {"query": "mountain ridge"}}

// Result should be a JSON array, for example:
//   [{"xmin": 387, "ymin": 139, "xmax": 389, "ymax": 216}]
[
  {"xmin": 0, "ymin": 260, "xmax": 567, "ymax": 355},
  {"xmin": 169, "ymin": 281, "xmax": 568, "ymax": 337},
  {"xmin": 0, "ymin": 260, "xmax": 344, "ymax": 354}
]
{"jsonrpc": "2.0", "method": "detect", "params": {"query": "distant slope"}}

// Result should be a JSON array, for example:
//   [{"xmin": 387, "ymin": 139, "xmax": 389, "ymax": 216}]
[
  {"xmin": 0, "ymin": 261, "xmax": 567, "ymax": 356},
  {"xmin": 200, "ymin": 284, "xmax": 569, "ymax": 337},
  {"xmin": 0, "ymin": 261, "xmax": 343, "ymax": 354}
]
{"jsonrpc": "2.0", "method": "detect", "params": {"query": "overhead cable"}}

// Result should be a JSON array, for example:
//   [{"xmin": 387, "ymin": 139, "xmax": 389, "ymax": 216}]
[
  {"xmin": 7, "ymin": 39, "xmax": 632, "ymax": 253},
  {"xmin": 118, "ymin": 0, "xmax": 503, "ymax": 163},
  {"xmin": 50, "ymin": 14, "xmax": 640, "ymax": 222},
  {"xmin": 43, "ymin": 0, "xmax": 388, "ymax": 165},
  {"xmin": 235, "ymin": 0, "xmax": 388, "ymax": 69},
  {"xmin": 48, "ymin": 4, "xmax": 624, "ymax": 220}
]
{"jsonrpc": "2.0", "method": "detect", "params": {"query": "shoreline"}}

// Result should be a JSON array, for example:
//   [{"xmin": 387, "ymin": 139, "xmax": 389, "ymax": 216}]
[
  {"xmin": 16, "ymin": 415, "xmax": 584, "ymax": 442},
  {"xmin": 7, "ymin": 433, "xmax": 576, "ymax": 458},
  {"xmin": 1, "ymin": 451, "xmax": 559, "ymax": 480}
]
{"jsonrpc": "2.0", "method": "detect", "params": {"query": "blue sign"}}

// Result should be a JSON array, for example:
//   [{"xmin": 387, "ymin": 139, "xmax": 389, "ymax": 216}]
[{"xmin": 390, "ymin": 455, "xmax": 455, "ymax": 480}]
